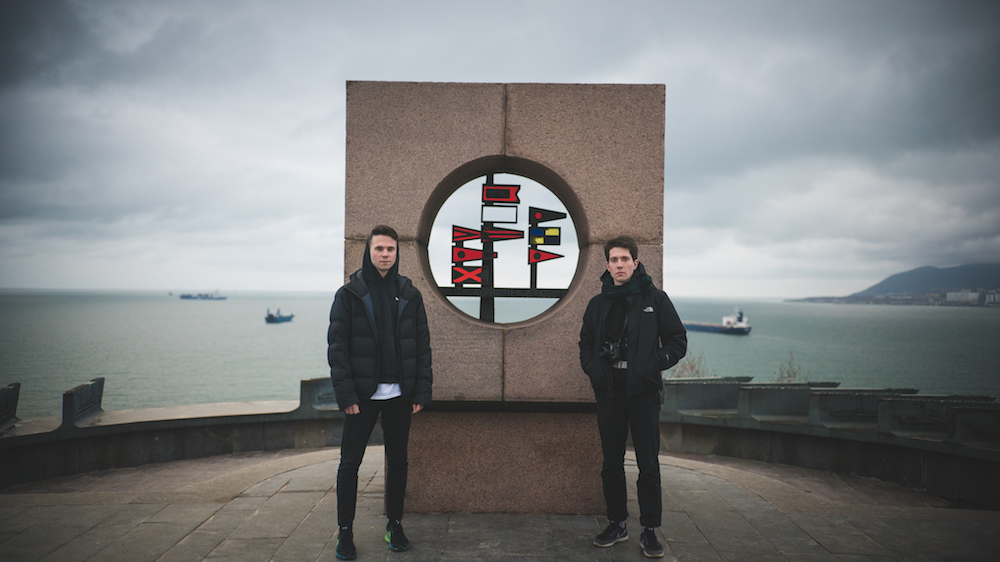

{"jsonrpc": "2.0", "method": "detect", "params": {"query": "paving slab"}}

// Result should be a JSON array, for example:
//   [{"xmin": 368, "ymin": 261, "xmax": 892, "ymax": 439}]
[
  {"xmin": 687, "ymin": 510, "xmax": 779, "ymax": 554},
  {"xmin": 2, "ymin": 446, "xmax": 999, "ymax": 561},
  {"xmin": 86, "ymin": 520, "xmax": 206, "ymax": 562},
  {"xmin": 205, "ymin": 537, "xmax": 285, "ymax": 562},
  {"xmin": 841, "ymin": 517, "xmax": 946, "ymax": 562},
  {"xmin": 40, "ymin": 524, "xmax": 140, "ymax": 562},
  {"xmin": 787, "ymin": 513, "xmax": 895, "ymax": 557},
  {"xmin": 669, "ymin": 541, "xmax": 722, "ymax": 562},
  {"xmin": 272, "ymin": 511, "xmax": 340, "ymax": 562},
  {"xmin": 742, "ymin": 509, "xmax": 826, "ymax": 557},
  {"xmin": 659, "ymin": 511, "xmax": 706, "ymax": 545},
  {"xmin": 155, "ymin": 529, "xmax": 229, "ymax": 562}
]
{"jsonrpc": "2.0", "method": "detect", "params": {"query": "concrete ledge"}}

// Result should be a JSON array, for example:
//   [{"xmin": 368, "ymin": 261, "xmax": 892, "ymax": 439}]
[
  {"xmin": 661, "ymin": 377, "xmax": 1000, "ymax": 508},
  {"xmin": 6, "ymin": 375, "xmax": 1000, "ymax": 509},
  {"xmin": 0, "ymin": 378, "xmax": 374, "ymax": 489}
]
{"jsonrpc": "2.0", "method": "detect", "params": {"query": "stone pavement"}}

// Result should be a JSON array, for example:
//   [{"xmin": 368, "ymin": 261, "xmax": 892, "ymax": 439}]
[{"xmin": 1, "ymin": 446, "xmax": 998, "ymax": 561}]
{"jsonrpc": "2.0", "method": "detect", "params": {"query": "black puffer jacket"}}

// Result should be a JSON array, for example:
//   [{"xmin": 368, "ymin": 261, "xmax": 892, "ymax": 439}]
[
  {"xmin": 579, "ymin": 263, "xmax": 687, "ymax": 398},
  {"xmin": 327, "ymin": 243, "xmax": 433, "ymax": 409}
]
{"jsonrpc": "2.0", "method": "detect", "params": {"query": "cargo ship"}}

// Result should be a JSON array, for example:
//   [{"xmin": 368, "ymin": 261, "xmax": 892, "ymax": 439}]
[{"xmin": 683, "ymin": 308, "xmax": 751, "ymax": 335}]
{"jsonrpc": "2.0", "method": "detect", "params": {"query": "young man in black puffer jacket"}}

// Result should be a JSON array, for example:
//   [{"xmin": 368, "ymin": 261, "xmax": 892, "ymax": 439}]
[
  {"xmin": 580, "ymin": 235, "xmax": 686, "ymax": 559},
  {"xmin": 328, "ymin": 225, "xmax": 432, "ymax": 559}
]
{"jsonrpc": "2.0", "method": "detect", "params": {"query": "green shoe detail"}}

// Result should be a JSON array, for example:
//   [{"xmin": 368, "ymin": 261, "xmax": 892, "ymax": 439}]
[{"xmin": 385, "ymin": 519, "xmax": 410, "ymax": 551}]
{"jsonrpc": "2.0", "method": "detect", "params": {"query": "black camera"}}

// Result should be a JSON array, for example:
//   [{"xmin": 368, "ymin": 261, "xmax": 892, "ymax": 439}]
[{"xmin": 599, "ymin": 340, "xmax": 623, "ymax": 363}]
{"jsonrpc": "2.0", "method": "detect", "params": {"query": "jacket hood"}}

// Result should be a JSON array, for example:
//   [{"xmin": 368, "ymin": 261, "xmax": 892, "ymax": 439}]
[{"xmin": 361, "ymin": 233, "xmax": 399, "ymax": 284}]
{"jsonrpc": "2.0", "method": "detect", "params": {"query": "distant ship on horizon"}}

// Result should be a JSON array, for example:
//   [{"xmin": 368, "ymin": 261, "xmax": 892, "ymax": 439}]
[
  {"xmin": 683, "ymin": 308, "xmax": 751, "ymax": 335},
  {"xmin": 265, "ymin": 308, "xmax": 293, "ymax": 323},
  {"xmin": 179, "ymin": 292, "xmax": 227, "ymax": 300}
]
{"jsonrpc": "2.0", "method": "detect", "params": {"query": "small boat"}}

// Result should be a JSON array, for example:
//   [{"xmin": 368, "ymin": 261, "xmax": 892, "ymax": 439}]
[
  {"xmin": 683, "ymin": 308, "xmax": 751, "ymax": 335},
  {"xmin": 179, "ymin": 292, "xmax": 227, "ymax": 300},
  {"xmin": 265, "ymin": 308, "xmax": 294, "ymax": 324}
]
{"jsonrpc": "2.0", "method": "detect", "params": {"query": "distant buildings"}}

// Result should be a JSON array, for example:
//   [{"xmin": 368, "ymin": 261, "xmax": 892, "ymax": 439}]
[
  {"xmin": 796, "ymin": 288, "xmax": 999, "ymax": 306},
  {"xmin": 863, "ymin": 288, "xmax": 997, "ymax": 306},
  {"xmin": 947, "ymin": 290, "xmax": 985, "ymax": 305}
]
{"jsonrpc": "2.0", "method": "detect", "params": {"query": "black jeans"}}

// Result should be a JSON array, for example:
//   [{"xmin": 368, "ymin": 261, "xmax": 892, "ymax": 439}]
[
  {"xmin": 595, "ymin": 387, "xmax": 662, "ymax": 527},
  {"xmin": 337, "ymin": 396, "xmax": 412, "ymax": 527}
]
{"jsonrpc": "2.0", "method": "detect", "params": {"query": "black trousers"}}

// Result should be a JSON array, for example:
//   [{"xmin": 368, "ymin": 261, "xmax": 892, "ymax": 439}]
[
  {"xmin": 337, "ymin": 396, "xmax": 412, "ymax": 527},
  {"xmin": 595, "ymin": 387, "xmax": 662, "ymax": 527}
]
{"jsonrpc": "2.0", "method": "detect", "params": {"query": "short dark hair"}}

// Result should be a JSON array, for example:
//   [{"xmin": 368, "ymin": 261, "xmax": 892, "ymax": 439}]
[
  {"xmin": 369, "ymin": 225, "xmax": 398, "ymax": 243},
  {"xmin": 604, "ymin": 236, "xmax": 638, "ymax": 261}
]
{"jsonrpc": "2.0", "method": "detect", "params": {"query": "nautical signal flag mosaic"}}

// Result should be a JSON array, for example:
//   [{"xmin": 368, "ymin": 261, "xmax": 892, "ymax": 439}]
[{"xmin": 429, "ymin": 172, "xmax": 578, "ymax": 323}]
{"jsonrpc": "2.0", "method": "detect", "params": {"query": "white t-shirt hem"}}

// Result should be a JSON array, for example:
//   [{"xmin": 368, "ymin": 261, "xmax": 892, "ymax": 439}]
[{"xmin": 370, "ymin": 383, "xmax": 402, "ymax": 400}]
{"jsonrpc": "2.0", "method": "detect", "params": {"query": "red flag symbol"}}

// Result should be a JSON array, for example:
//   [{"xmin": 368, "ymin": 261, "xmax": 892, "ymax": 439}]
[
  {"xmin": 452, "ymin": 226, "xmax": 481, "ymax": 242},
  {"xmin": 453, "ymin": 247, "xmax": 484, "ymax": 262},
  {"xmin": 528, "ymin": 249, "xmax": 563, "ymax": 264},
  {"xmin": 482, "ymin": 184, "xmax": 520, "ymax": 203},
  {"xmin": 482, "ymin": 227, "xmax": 524, "ymax": 241}
]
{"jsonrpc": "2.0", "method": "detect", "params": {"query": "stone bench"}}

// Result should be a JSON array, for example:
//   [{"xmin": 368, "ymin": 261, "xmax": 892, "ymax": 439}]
[
  {"xmin": 949, "ymin": 403, "xmax": 1000, "ymax": 451},
  {"xmin": 661, "ymin": 376, "xmax": 752, "ymax": 421},
  {"xmin": 877, "ymin": 394, "xmax": 997, "ymax": 443},
  {"xmin": 736, "ymin": 382, "xmax": 841, "ymax": 425},
  {"xmin": 808, "ymin": 388, "xmax": 919, "ymax": 431},
  {"xmin": 0, "ymin": 383, "xmax": 19, "ymax": 434},
  {"xmin": 59, "ymin": 377, "xmax": 105, "ymax": 431}
]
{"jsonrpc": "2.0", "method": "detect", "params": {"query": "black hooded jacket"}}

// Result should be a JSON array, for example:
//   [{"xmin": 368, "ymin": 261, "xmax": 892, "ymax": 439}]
[
  {"xmin": 327, "ymin": 238, "xmax": 433, "ymax": 409},
  {"xmin": 579, "ymin": 262, "xmax": 687, "ymax": 398}
]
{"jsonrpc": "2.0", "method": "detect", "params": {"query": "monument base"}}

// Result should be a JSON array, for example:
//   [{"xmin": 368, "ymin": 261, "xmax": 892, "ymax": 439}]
[{"xmin": 405, "ymin": 410, "xmax": 604, "ymax": 514}]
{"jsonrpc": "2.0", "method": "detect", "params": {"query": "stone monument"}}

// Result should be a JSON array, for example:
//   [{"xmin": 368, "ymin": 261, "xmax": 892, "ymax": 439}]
[{"xmin": 344, "ymin": 81, "xmax": 665, "ymax": 513}]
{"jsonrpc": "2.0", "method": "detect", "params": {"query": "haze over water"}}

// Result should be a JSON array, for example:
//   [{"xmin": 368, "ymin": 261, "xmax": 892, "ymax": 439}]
[{"xmin": 1, "ymin": 291, "xmax": 998, "ymax": 421}]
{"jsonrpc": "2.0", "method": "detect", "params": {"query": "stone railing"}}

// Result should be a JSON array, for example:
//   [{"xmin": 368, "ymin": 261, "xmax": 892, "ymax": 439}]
[
  {"xmin": 4, "ymin": 376, "xmax": 999, "ymax": 508},
  {"xmin": 0, "ymin": 377, "xmax": 361, "ymax": 488},
  {"xmin": 660, "ymin": 377, "xmax": 1000, "ymax": 508},
  {"xmin": 0, "ymin": 383, "xmax": 20, "ymax": 434}
]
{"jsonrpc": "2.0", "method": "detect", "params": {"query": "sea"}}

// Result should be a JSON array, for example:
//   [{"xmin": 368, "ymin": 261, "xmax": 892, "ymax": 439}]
[{"xmin": 1, "ymin": 290, "xmax": 998, "ymax": 421}]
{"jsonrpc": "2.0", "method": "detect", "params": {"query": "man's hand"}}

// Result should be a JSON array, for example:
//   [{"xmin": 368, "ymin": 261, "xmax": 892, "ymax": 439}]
[
  {"xmin": 412, "ymin": 404, "xmax": 423, "ymax": 414},
  {"xmin": 344, "ymin": 404, "xmax": 360, "ymax": 415}
]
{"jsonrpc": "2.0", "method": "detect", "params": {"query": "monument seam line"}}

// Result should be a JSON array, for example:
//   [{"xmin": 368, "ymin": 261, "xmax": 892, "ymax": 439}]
[
  {"xmin": 500, "ymin": 327, "xmax": 506, "ymax": 400},
  {"xmin": 502, "ymin": 83, "xmax": 508, "ymax": 160}
]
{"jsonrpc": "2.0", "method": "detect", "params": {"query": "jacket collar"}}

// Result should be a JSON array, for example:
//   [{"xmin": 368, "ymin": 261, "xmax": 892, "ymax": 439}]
[
  {"xmin": 345, "ymin": 269, "xmax": 417, "ymax": 301},
  {"xmin": 600, "ymin": 261, "xmax": 653, "ymax": 299}
]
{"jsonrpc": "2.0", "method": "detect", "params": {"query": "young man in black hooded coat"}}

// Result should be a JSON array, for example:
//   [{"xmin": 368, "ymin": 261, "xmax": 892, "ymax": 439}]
[
  {"xmin": 579, "ymin": 235, "xmax": 687, "ymax": 558},
  {"xmin": 328, "ymin": 225, "xmax": 433, "ymax": 559}
]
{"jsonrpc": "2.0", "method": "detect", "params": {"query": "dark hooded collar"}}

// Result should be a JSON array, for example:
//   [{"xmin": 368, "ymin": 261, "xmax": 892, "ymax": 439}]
[
  {"xmin": 361, "ymin": 234, "xmax": 399, "ymax": 285},
  {"xmin": 601, "ymin": 261, "xmax": 654, "ymax": 299}
]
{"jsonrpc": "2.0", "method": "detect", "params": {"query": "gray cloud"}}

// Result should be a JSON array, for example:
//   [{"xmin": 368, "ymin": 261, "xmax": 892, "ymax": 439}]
[
  {"xmin": 1, "ymin": 0, "xmax": 998, "ymax": 296},
  {"xmin": 660, "ymin": 2, "xmax": 1000, "ymax": 183},
  {"xmin": 0, "ymin": 0, "xmax": 94, "ymax": 88}
]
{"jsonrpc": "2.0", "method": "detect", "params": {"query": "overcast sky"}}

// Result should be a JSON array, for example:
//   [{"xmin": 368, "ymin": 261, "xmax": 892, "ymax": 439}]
[{"xmin": 2, "ymin": 0, "xmax": 998, "ymax": 299}]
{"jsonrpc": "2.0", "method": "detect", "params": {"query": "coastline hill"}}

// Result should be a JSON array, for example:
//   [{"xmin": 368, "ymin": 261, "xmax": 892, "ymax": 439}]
[
  {"xmin": 850, "ymin": 264, "xmax": 1000, "ymax": 298},
  {"xmin": 795, "ymin": 263, "xmax": 1000, "ymax": 304}
]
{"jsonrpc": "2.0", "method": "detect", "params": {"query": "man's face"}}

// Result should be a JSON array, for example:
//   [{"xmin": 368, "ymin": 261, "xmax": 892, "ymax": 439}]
[
  {"xmin": 369, "ymin": 235, "xmax": 397, "ymax": 277},
  {"xmin": 606, "ymin": 246, "xmax": 638, "ymax": 286}
]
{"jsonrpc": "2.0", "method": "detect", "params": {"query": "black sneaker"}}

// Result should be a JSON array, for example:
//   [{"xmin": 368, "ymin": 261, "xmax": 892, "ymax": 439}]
[
  {"xmin": 385, "ymin": 519, "xmax": 410, "ymax": 552},
  {"xmin": 593, "ymin": 521, "xmax": 628, "ymax": 547},
  {"xmin": 336, "ymin": 526, "xmax": 357, "ymax": 560},
  {"xmin": 639, "ymin": 527, "xmax": 664, "ymax": 558}
]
